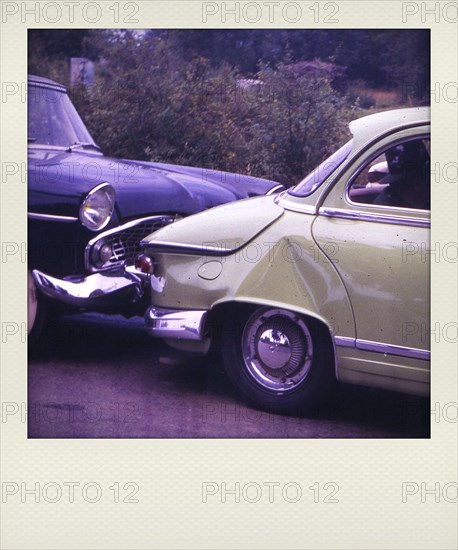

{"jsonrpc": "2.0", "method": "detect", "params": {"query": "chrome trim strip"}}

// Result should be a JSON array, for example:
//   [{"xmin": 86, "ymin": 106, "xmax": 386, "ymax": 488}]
[
  {"xmin": 356, "ymin": 339, "xmax": 430, "ymax": 360},
  {"xmin": 32, "ymin": 269, "xmax": 142, "ymax": 308},
  {"xmin": 334, "ymin": 336, "xmax": 356, "ymax": 348},
  {"xmin": 266, "ymin": 184, "xmax": 285, "ymax": 196},
  {"xmin": 281, "ymin": 202, "xmax": 317, "ymax": 215},
  {"xmin": 85, "ymin": 214, "xmax": 175, "ymax": 272},
  {"xmin": 344, "ymin": 193, "xmax": 429, "ymax": 217},
  {"xmin": 89, "ymin": 215, "xmax": 175, "ymax": 243},
  {"xmin": 28, "ymin": 212, "xmax": 78, "ymax": 222},
  {"xmin": 319, "ymin": 207, "xmax": 429, "ymax": 228},
  {"xmin": 28, "ymin": 143, "xmax": 103, "ymax": 155},
  {"xmin": 145, "ymin": 307, "xmax": 208, "ymax": 341},
  {"xmin": 140, "ymin": 240, "xmax": 235, "ymax": 256},
  {"xmin": 28, "ymin": 78, "xmax": 67, "ymax": 93},
  {"xmin": 335, "ymin": 336, "xmax": 429, "ymax": 360}
]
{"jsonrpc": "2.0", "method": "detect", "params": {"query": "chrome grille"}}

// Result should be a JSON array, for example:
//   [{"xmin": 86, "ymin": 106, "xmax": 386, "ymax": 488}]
[{"xmin": 86, "ymin": 215, "xmax": 175, "ymax": 272}]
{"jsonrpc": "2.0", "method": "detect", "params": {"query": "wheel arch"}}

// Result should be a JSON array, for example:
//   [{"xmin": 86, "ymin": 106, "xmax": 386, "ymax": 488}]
[
  {"xmin": 208, "ymin": 297, "xmax": 337, "ymax": 378},
  {"xmin": 211, "ymin": 296, "xmax": 330, "ymax": 327}
]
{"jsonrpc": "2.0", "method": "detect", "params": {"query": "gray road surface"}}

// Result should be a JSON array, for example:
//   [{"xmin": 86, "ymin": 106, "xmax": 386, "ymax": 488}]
[{"xmin": 28, "ymin": 313, "xmax": 430, "ymax": 438}]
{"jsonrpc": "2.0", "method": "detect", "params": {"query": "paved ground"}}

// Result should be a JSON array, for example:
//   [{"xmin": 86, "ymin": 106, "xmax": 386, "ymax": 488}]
[{"xmin": 28, "ymin": 313, "xmax": 430, "ymax": 438}]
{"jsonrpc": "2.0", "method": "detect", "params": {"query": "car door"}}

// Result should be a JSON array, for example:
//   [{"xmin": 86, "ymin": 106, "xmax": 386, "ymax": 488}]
[{"xmin": 311, "ymin": 128, "xmax": 430, "ymax": 390}]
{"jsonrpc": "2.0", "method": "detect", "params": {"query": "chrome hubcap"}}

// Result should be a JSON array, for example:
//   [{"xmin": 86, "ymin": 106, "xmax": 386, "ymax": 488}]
[
  {"xmin": 257, "ymin": 329, "xmax": 292, "ymax": 370},
  {"xmin": 242, "ymin": 308, "xmax": 313, "ymax": 392}
]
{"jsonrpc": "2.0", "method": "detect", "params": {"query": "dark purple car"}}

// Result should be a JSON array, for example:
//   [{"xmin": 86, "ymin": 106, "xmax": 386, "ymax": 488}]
[{"xmin": 28, "ymin": 75, "xmax": 283, "ymax": 347}]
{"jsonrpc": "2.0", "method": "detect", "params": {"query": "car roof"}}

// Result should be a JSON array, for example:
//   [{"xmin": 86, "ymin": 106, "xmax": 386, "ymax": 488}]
[
  {"xmin": 28, "ymin": 74, "xmax": 67, "ymax": 93},
  {"xmin": 349, "ymin": 107, "xmax": 430, "ymax": 148}
]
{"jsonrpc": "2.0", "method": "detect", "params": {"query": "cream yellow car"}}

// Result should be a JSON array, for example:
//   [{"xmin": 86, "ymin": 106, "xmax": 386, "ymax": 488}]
[{"xmin": 139, "ymin": 107, "xmax": 430, "ymax": 412}]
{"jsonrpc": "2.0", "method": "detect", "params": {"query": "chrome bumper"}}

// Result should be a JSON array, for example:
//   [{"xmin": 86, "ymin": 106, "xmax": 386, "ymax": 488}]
[
  {"xmin": 32, "ymin": 269, "xmax": 143, "ymax": 308},
  {"xmin": 145, "ymin": 307, "xmax": 207, "ymax": 340}
]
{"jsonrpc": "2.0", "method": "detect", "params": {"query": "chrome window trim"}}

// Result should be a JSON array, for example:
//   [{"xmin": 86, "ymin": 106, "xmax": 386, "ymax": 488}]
[
  {"xmin": 288, "ymin": 139, "xmax": 354, "ymax": 198},
  {"xmin": 28, "ymin": 212, "xmax": 78, "ymax": 222},
  {"xmin": 85, "ymin": 214, "xmax": 175, "ymax": 272},
  {"xmin": 319, "ymin": 207, "xmax": 430, "ymax": 228},
  {"xmin": 277, "ymin": 187, "xmax": 317, "ymax": 213},
  {"xmin": 335, "ymin": 336, "xmax": 429, "ymax": 360},
  {"xmin": 265, "ymin": 184, "xmax": 285, "ymax": 196}
]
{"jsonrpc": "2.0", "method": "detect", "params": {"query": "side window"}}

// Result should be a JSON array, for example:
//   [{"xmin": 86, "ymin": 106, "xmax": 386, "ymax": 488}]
[{"xmin": 348, "ymin": 138, "xmax": 430, "ymax": 211}]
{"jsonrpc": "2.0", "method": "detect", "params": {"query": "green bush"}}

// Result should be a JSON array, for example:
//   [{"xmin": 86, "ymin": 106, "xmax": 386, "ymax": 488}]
[{"xmin": 31, "ymin": 31, "xmax": 354, "ymax": 187}]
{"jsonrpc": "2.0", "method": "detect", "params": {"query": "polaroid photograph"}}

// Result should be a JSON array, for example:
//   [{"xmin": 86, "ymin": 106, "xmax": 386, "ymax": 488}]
[{"xmin": 1, "ymin": 1, "xmax": 457, "ymax": 549}]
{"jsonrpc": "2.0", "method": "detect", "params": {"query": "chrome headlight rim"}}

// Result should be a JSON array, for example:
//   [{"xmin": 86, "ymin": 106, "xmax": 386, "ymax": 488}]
[{"xmin": 79, "ymin": 182, "xmax": 116, "ymax": 232}]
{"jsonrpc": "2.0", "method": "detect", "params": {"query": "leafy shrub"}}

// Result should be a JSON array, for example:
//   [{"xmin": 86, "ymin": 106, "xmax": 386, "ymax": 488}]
[{"xmin": 31, "ymin": 30, "xmax": 355, "ymax": 186}]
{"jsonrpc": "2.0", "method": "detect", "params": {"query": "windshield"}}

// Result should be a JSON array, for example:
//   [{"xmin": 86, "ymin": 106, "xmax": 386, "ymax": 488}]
[
  {"xmin": 288, "ymin": 140, "xmax": 353, "ymax": 197},
  {"xmin": 28, "ymin": 84, "xmax": 98, "ymax": 149}
]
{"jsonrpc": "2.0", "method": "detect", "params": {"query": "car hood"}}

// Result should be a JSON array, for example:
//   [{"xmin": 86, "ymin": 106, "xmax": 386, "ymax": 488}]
[
  {"xmin": 142, "ymin": 195, "xmax": 285, "ymax": 254},
  {"xmin": 28, "ymin": 149, "xmax": 282, "ymax": 221}
]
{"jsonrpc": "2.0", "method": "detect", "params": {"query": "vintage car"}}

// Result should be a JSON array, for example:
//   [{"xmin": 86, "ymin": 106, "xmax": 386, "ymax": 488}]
[
  {"xmin": 140, "ymin": 107, "xmax": 430, "ymax": 412},
  {"xmin": 28, "ymin": 75, "xmax": 283, "ymax": 347}
]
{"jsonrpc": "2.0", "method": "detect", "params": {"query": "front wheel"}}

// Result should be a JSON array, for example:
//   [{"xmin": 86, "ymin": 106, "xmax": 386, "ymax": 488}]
[{"xmin": 222, "ymin": 307, "xmax": 334, "ymax": 413}]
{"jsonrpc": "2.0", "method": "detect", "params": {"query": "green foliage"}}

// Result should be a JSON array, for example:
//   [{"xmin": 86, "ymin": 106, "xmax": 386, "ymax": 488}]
[
  {"xmin": 239, "ymin": 63, "xmax": 352, "ymax": 184},
  {"xmin": 160, "ymin": 29, "xmax": 430, "ymax": 93},
  {"xmin": 59, "ymin": 31, "xmax": 352, "ymax": 186},
  {"xmin": 28, "ymin": 29, "xmax": 428, "ymax": 186}
]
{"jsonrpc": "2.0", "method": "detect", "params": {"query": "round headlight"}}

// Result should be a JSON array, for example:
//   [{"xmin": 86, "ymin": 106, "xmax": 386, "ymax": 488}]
[{"xmin": 79, "ymin": 183, "xmax": 115, "ymax": 231}]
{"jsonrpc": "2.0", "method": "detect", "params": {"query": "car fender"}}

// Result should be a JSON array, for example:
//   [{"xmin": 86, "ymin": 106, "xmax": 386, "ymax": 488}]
[
  {"xmin": 149, "ymin": 210, "xmax": 356, "ymax": 341},
  {"xmin": 208, "ymin": 226, "xmax": 356, "ymax": 341}
]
